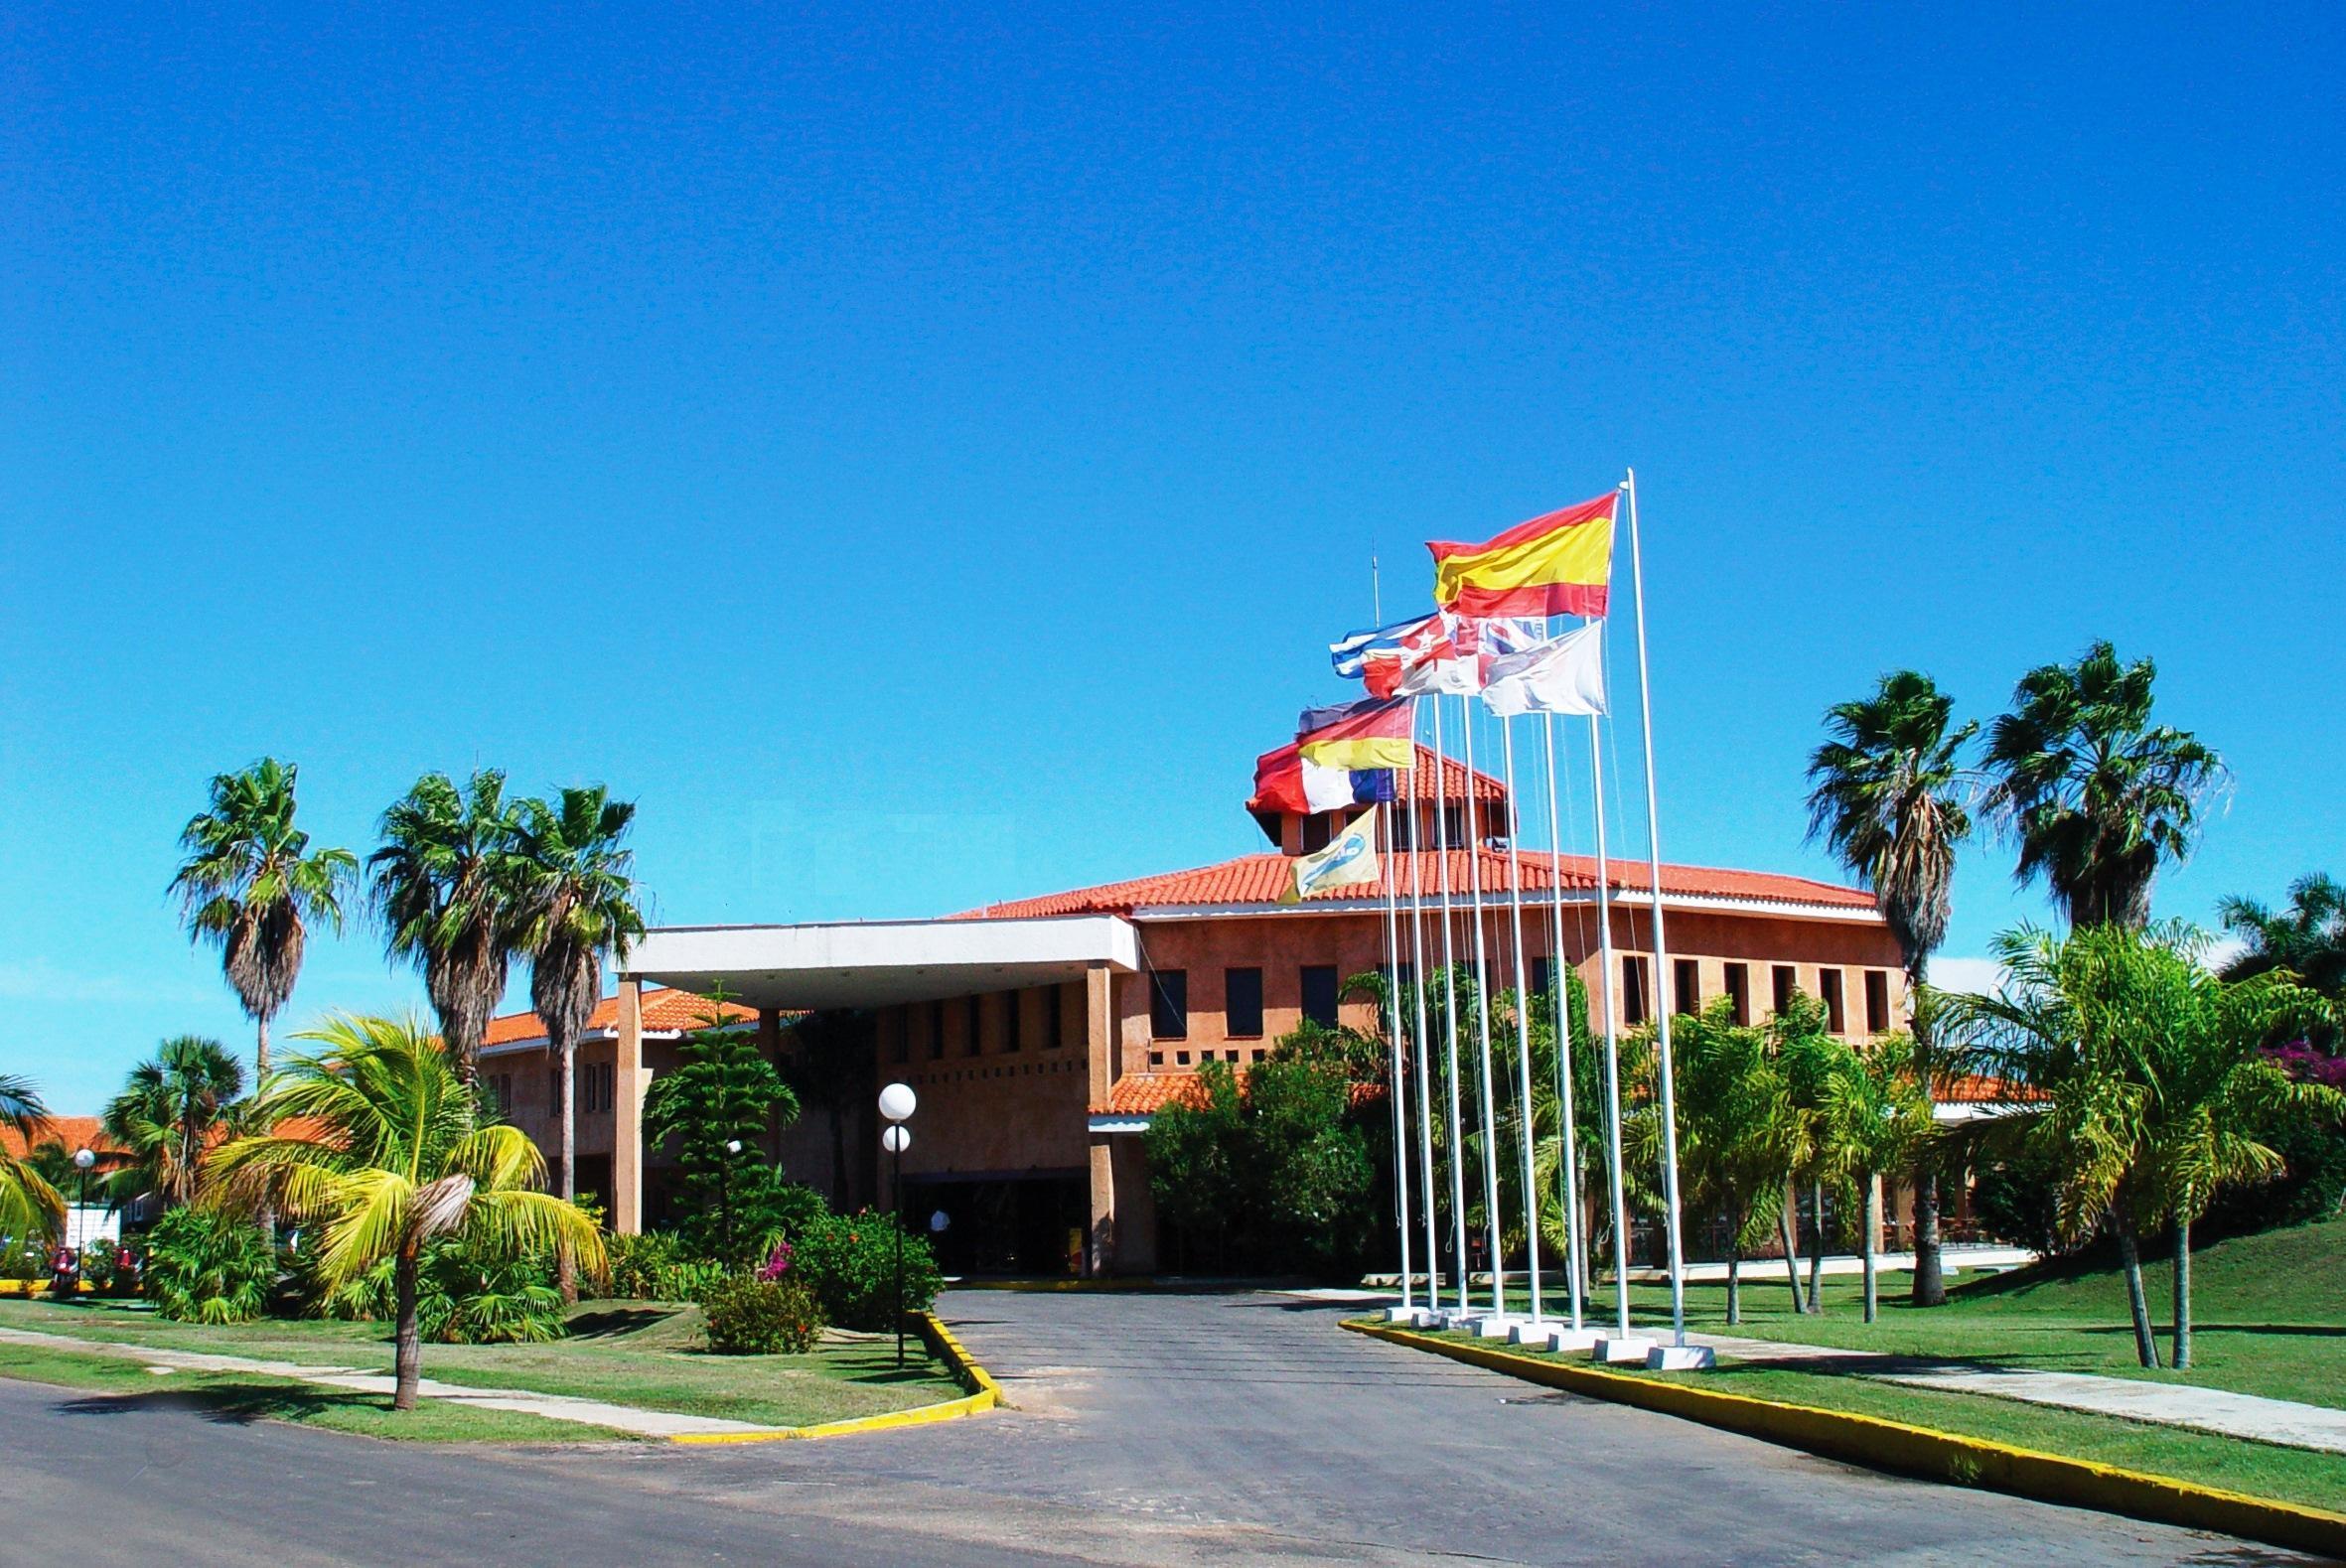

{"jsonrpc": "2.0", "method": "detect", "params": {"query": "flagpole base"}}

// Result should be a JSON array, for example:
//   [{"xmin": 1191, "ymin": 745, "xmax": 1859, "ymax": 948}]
[
  {"xmin": 1646, "ymin": 1344, "xmax": 1716, "ymax": 1371},
  {"xmin": 1474, "ymin": 1316, "xmax": 1526, "ymax": 1342},
  {"xmin": 1591, "ymin": 1337, "xmax": 1658, "ymax": 1364},
  {"xmin": 1521, "ymin": 1325, "xmax": 1604, "ymax": 1353}
]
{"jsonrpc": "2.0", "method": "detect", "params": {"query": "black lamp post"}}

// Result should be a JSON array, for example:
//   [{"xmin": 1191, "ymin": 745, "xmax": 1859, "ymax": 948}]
[{"xmin": 878, "ymin": 1083, "xmax": 916, "ymax": 1368}]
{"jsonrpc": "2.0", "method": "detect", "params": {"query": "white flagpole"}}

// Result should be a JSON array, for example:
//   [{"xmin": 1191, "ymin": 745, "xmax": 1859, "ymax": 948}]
[
  {"xmin": 1542, "ymin": 711, "xmax": 1587, "ymax": 1332},
  {"xmin": 1589, "ymin": 711, "xmax": 1633, "ymax": 1336},
  {"xmin": 1406, "ymin": 715, "xmax": 1441, "ymax": 1305},
  {"xmin": 1500, "ymin": 715, "xmax": 1544, "ymax": 1326},
  {"xmin": 1379, "ymin": 793, "xmax": 1412, "ymax": 1311},
  {"xmin": 1431, "ymin": 696, "xmax": 1471, "ymax": 1316},
  {"xmin": 1459, "ymin": 695, "xmax": 1507, "ymax": 1321},
  {"xmin": 1625, "ymin": 467, "xmax": 1692, "ymax": 1354}
]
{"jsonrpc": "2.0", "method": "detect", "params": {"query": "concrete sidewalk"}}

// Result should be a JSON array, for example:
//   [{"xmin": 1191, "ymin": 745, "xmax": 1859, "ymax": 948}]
[
  {"xmin": 1690, "ymin": 1329, "xmax": 2346, "ymax": 1454},
  {"xmin": 0, "ymin": 1325, "xmax": 778, "ymax": 1438}
]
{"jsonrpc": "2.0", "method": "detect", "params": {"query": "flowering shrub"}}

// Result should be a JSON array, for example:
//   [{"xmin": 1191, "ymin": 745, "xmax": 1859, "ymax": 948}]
[
  {"xmin": 2266, "ymin": 1042, "xmax": 2346, "ymax": 1089},
  {"xmin": 700, "ymin": 1272, "xmax": 824, "ymax": 1354},
  {"xmin": 757, "ymin": 1240, "xmax": 794, "ymax": 1281},
  {"xmin": 790, "ymin": 1211, "xmax": 942, "ymax": 1332}
]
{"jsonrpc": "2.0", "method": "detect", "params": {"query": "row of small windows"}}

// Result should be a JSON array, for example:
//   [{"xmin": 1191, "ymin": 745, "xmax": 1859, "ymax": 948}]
[
  {"xmin": 1300, "ymin": 805, "xmax": 1478, "ymax": 854},
  {"xmin": 488, "ymin": 1066, "xmax": 618, "ymax": 1119},
  {"xmin": 1148, "ymin": 965, "xmax": 1343, "ymax": 1041},
  {"xmin": 1614, "ymin": 958, "xmax": 1890, "ymax": 1035},
  {"xmin": 897, "ymin": 984, "xmax": 1071, "ymax": 1064}
]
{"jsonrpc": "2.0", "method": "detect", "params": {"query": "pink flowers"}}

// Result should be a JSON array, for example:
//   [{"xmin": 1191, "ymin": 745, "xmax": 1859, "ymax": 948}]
[{"xmin": 757, "ymin": 1240, "xmax": 794, "ymax": 1281}]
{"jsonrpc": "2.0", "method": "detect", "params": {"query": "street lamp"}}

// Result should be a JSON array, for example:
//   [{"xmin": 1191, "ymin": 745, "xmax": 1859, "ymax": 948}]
[
  {"xmin": 878, "ymin": 1083, "xmax": 916, "ymax": 1368},
  {"xmin": 72, "ymin": 1149, "xmax": 94, "ymax": 1289}
]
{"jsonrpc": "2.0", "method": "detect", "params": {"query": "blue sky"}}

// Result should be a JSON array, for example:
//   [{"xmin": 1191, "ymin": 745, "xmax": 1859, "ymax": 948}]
[{"xmin": 4, "ymin": 6, "xmax": 2340, "ymax": 1110}]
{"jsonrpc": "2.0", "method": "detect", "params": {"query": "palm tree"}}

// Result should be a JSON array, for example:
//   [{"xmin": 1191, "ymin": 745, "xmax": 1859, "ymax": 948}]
[
  {"xmin": 99, "ymin": 1037, "xmax": 246, "ymax": 1212},
  {"xmin": 369, "ymin": 771, "xmax": 525, "ymax": 1085},
  {"xmin": 1982, "ymin": 641, "xmax": 2225, "ymax": 932},
  {"xmin": 1806, "ymin": 668, "xmax": 1976, "ymax": 1306},
  {"xmin": 1, "ymin": 1072, "xmax": 66, "ymax": 1246},
  {"xmin": 1814, "ymin": 1032, "xmax": 1933, "ymax": 1323},
  {"xmin": 1664, "ymin": 1002, "xmax": 1805, "ymax": 1325},
  {"xmin": 783, "ymin": 1011, "xmax": 874, "ymax": 1207},
  {"xmin": 1941, "ymin": 924, "xmax": 2336, "ymax": 1368},
  {"xmin": 2219, "ymin": 873, "xmax": 2346, "ymax": 1003},
  {"xmin": 511, "ymin": 784, "xmax": 645, "ymax": 1301},
  {"xmin": 170, "ymin": 759, "xmax": 358, "ymax": 1086},
  {"xmin": 207, "ymin": 1014, "xmax": 603, "ymax": 1410}
]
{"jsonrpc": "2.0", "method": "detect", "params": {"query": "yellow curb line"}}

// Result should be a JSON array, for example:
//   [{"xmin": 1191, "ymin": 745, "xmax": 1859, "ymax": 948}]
[
  {"xmin": 669, "ymin": 1312, "xmax": 1002, "ymax": 1446},
  {"xmin": 1345, "ymin": 1320, "xmax": 2346, "ymax": 1561}
]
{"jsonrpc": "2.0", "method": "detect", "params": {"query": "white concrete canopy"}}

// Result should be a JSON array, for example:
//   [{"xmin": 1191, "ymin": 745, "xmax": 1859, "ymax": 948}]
[{"xmin": 617, "ymin": 914, "xmax": 1139, "ymax": 1011}]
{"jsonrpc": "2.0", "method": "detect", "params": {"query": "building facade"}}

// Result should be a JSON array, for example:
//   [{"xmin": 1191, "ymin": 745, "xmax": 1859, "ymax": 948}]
[{"xmin": 473, "ymin": 746, "xmax": 1915, "ymax": 1275}]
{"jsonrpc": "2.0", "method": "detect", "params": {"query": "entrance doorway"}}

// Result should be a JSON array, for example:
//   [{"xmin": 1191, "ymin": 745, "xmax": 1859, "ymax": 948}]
[{"xmin": 903, "ymin": 1171, "xmax": 1088, "ymax": 1277}]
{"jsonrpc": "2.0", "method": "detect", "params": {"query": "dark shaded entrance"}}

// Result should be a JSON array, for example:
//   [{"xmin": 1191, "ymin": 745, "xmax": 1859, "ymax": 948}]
[{"xmin": 903, "ymin": 1171, "xmax": 1087, "ymax": 1277}]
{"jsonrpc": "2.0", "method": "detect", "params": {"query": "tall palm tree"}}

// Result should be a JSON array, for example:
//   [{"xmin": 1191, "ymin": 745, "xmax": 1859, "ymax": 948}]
[
  {"xmin": 511, "ymin": 784, "xmax": 645, "ymax": 1301},
  {"xmin": 1806, "ymin": 668, "xmax": 1976, "ymax": 1306},
  {"xmin": 1, "ymin": 1071, "xmax": 66, "ymax": 1246},
  {"xmin": 170, "ymin": 759, "xmax": 357, "ymax": 1086},
  {"xmin": 99, "ymin": 1037, "xmax": 246, "ymax": 1212},
  {"xmin": 369, "ymin": 771, "xmax": 525, "ymax": 1085},
  {"xmin": 208, "ymin": 1014, "xmax": 603, "ymax": 1410},
  {"xmin": 1983, "ymin": 641, "xmax": 2226, "ymax": 931},
  {"xmin": 2219, "ymin": 874, "xmax": 2346, "ymax": 996}
]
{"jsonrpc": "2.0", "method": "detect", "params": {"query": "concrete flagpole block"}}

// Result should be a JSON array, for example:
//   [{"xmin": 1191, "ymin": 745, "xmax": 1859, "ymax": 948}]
[
  {"xmin": 1474, "ymin": 1316, "xmax": 1525, "ymax": 1342},
  {"xmin": 1646, "ymin": 1344, "xmax": 1716, "ymax": 1371},
  {"xmin": 1590, "ymin": 1337, "xmax": 1658, "ymax": 1364}
]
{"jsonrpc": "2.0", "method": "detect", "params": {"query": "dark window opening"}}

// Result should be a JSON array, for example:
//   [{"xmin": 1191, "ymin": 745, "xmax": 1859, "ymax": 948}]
[
  {"xmin": 1301, "ymin": 813, "xmax": 1333, "ymax": 853},
  {"xmin": 1674, "ymin": 958, "xmax": 1700, "ymax": 1018},
  {"xmin": 1530, "ymin": 956, "xmax": 1553, "ymax": 1003},
  {"xmin": 891, "ymin": 1013, "xmax": 909, "ymax": 1064},
  {"xmin": 1004, "ymin": 988, "xmax": 1022, "ymax": 1053},
  {"xmin": 1773, "ymin": 964, "xmax": 1798, "ymax": 1017},
  {"xmin": 1044, "ymin": 985, "xmax": 1065, "ymax": 1050},
  {"xmin": 1301, "ymin": 965, "xmax": 1341, "ymax": 1028},
  {"xmin": 966, "ymin": 994, "xmax": 984, "ymax": 1056},
  {"xmin": 1226, "ymin": 967, "xmax": 1264, "ymax": 1038},
  {"xmin": 1864, "ymin": 970, "xmax": 1891, "ymax": 1034},
  {"xmin": 1724, "ymin": 963, "xmax": 1751, "ymax": 1026},
  {"xmin": 1820, "ymin": 968, "xmax": 1846, "ymax": 1034},
  {"xmin": 1150, "ymin": 969, "xmax": 1189, "ymax": 1040},
  {"xmin": 1622, "ymin": 956, "xmax": 1651, "ymax": 1028},
  {"xmin": 929, "ymin": 1000, "xmax": 946, "ymax": 1061}
]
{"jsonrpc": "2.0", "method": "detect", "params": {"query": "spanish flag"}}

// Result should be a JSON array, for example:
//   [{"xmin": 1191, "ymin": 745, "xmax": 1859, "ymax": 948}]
[{"xmin": 1428, "ymin": 491, "xmax": 1618, "ymax": 619}]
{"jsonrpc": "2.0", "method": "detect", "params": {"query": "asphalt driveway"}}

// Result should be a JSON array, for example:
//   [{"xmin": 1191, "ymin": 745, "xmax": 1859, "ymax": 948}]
[{"xmin": 0, "ymin": 1287, "xmax": 2317, "ymax": 1567}]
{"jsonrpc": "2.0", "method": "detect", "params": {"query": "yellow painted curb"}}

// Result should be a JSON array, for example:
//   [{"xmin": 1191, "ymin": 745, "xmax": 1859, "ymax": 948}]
[
  {"xmin": 1345, "ymin": 1321, "xmax": 2346, "ymax": 1561},
  {"xmin": 670, "ymin": 1311, "xmax": 1002, "ymax": 1446}
]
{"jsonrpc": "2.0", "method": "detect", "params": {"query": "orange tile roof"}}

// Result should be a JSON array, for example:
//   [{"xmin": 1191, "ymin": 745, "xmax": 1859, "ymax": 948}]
[
  {"xmin": 1936, "ymin": 1072, "xmax": 2043, "ymax": 1104},
  {"xmin": 1091, "ymin": 1069, "xmax": 1387, "ymax": 1117},
  {"xmin": 961, "ymin": 848, "xmax": 1874, "ymax": 922},
  {"xmin": 0, "ymin": 1115, "xmax": 115, "ymax": 1161},
  {"xmin": 483, "ymin": 986, "xmax": 757, "ymax": 1049}
]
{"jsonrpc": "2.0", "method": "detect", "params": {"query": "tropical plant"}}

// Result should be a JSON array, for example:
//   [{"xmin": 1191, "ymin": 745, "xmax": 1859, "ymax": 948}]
[
  {"xmin": 0, "ymin": 1072, "xmax": 65, "ymax": 1245},
  {"xmin": 145, "ymin": 1206, "xmax": 275, "ymax": 1324},
  {"xmin": 1663, "ymin": 1002, "xmax": 1805, "ymax": 1324},
  {"xmin": 699, "ymin": 1271, "xmax": 825, "ymax": 1354},
  {"xmin": 790, "ymin": 1210, "xmax": 943, "ymax": 1331},
  {"xmin": 170, "ymin": 759, "xmax": 358, "ymax": 1088},
  {"xmin": 422, "ymin": 1241, "xmax": 567, "ymax": 1344},
  {"xmin": 641, "ymin": 1006, "xmax": 803, "ymax": 1266},
  {"xmin": 206, "ymin": 1013, "xmax": 605, "ymax": 1409},
  {"xmin": 98, "ymin": 1036, "xmax": 246, "ymax": 1212},
  {"xmin": 510, "ymin": 784, "xmax": 645, "ymax": 1299},
  {"xmin": 1982, "ymin": 641, "xmax": 2225, "ymax": 932},
  {"xmin": 1813, "ymin": 1030, "xmax": 1934, "ymax": 1322},
  {"xmin": 368, "ymin": 770, "xmax": 526, "ymax": 1085},
  {"xmin": 1806, "ymin": 668, "xmax": 1975, "ymax": 1306},
  {"xmin": 595, "ymin": 1230, "xmax": 731, "ymax": 1302},
  {"xmin": 1942, "ymin": 924, "xmax": 2340, "ymax": 1367},
  {"xmin": 2220, "ymin": 875, "xmax": 2345, "ymax": 1051},
  {"xmin": 782, "ymin": 1011, "xmax": 875, "ymax": 1208}
]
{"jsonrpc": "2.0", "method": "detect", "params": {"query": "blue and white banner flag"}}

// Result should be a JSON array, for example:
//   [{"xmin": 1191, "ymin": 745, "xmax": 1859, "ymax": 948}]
[{"xmin": 1280, "ymin": 804, "xmax": 1383, "ymax": 905}]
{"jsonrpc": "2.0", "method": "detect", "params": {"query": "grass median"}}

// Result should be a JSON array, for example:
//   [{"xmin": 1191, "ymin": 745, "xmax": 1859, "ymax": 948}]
[{"xmin": 0, "ymin": 1296, "xmax": 963, "ymax": 1434}]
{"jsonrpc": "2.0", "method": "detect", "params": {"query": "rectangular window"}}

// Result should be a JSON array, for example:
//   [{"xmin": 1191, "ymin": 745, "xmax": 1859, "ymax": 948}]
[
  {"xmin": 1393, "ymin": 962, "xmax": 1414, "ymax": 997},
  {"xmin": 966, "ymin": 994, "xmax": 984, "ymax": 1056},
  {"xmin": 1723, "ymin": 963, "xmax": 1751, "ymax": 1026},
  {"xmin": 1622, "ymin": 955, "xmax": 1650, "ymax": 1028},
  {"xmin": 1773, "ymin": 964, "xmax": 1798, "ymax": 1017},
  {"xmin": 1044, "ymin": 985, "xmax": 1066, "ymax": 1050},
  {"xmin": 928, "ymin": 1000, "xmax": 946, "ymax": 1061},
  {"xmin": 1674, "ymin": 958, "xmax": 1700, "ymax": 1018},
  {"xmin": 1389, "ymin": 808, "xmax": 1414, "ymax": 851},
  {"xmin": 1004, "ymin": 988, "xmax": 1022, "ymax": 1053},
  {"xmin": 890, "ymin": 1010, "xmax": 909, "ymax": 1065},
  {"xmin": 1301, "ymin": 813, "xmax": 1334, "ymax": 854},
  {"xmin": 1301, "ymin": 965, "xmax": 1341, "ymax": 1028},
  {"xmin": 1529, "ymin": 956, "xmax": 1553, "ymax": 1004},
  {"xmin": 1226, "ymin": 967, "xmax": 1264, "ymax": 1038},
  {"xmin": 1820, "ymin": 968, "xmax": 1846, "ymax": 1034},
  {"xmin": 1864, "ymin": 970, "xmax": 1891, "ymax": 1034},
  {"xmin": 1150, "ymin": 969, "xmax": 1189, "ymax": 1040}
]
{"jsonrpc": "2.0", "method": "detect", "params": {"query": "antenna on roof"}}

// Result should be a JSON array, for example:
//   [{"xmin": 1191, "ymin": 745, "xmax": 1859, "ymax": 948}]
[{"xmin": 1371, "ymin": 553, "xmax": 1382, "ymax": 623}]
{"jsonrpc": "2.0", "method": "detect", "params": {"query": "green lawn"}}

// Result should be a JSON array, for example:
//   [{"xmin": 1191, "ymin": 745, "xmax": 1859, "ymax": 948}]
[
  {"xmin": 0, "ymin": 1296, "xmax": 964, "ymax": 1433},
  {"xmin": 1492, "ymin": 1216, "xmax": 2346, "ymax": 1410}
]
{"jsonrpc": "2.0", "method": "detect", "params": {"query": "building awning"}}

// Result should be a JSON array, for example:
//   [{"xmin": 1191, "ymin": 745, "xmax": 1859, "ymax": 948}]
[{"xmin": 617, "ymin": 914, "xmax": 1139, "ymax": 1012}]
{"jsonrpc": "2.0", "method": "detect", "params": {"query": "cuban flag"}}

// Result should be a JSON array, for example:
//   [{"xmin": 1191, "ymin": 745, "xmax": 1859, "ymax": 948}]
[{"xmin": 1329, "ymin": 613, "xmax": 1444, "ymax": 699}]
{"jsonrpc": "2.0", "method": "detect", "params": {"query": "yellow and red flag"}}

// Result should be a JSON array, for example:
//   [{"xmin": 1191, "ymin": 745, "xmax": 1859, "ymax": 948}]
[{"xmin": 1427, "ymin": 491, "xmax": 1617, "ymax": 619}]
